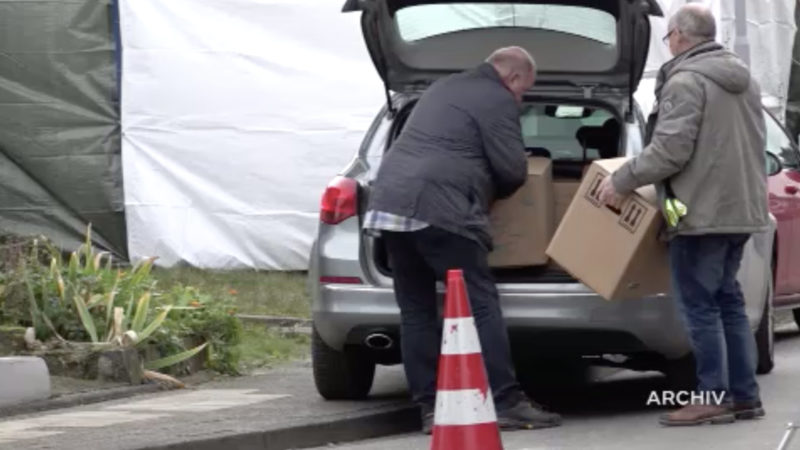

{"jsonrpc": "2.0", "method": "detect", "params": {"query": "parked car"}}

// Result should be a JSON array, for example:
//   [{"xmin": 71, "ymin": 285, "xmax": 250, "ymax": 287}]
[
  {"xmin": 764, "ymin": 110, "xmax": 800, "ymax": 327},
  {"xmin": 308, "ymin": 0, "xmax": 779, "ymax": 400}
]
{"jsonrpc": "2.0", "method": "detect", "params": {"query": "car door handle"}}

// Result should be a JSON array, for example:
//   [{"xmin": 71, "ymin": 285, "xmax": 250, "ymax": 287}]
[{"xmin": 786, "ymin": 186, "xmax": 799, "ymax": 195}]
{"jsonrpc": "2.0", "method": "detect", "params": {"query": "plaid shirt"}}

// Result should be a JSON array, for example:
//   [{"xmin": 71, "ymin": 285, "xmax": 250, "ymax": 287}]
[{"xmin": 362, "ymin": 210, "xmax": 429, "ymax": 237}]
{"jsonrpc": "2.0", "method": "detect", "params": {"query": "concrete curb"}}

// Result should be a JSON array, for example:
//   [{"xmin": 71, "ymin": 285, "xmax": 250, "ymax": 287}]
[
  {"xmin": 0, "ymin": 382, "xmax": 166, "ymax": 419},
  {"xmin": 236, "ymin": 314, "xmax": 311, "ymax": 328},
  {"xmin": 141, "ymin": 403, "xmax": 420, "ymax": 450}
]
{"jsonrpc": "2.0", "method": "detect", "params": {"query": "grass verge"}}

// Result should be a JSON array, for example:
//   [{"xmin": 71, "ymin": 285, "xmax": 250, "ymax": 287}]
[
  {"xmin": 151, "ymin": 267, "xmax": 312, "ymax": 373},
  {"xmin": 239, "ymin": 323, "xmax": 311, "ymax": 372},
  {"xmin": 152, "ymin": 267, "xmax": 310, "ymax": 318}
]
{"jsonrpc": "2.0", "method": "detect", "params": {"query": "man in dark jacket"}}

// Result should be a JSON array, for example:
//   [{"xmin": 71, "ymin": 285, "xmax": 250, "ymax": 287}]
[
  {"xmin": 364, "ymin": 47, "xmax": 562, "ymax": 433},
  {"xmin": 599, "ymin": 5, "xmax": 768, "ymax": 426}
]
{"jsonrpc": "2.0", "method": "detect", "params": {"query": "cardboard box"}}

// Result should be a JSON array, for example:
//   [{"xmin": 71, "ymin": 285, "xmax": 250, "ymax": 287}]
[
  {"xmin": 488, "ymin": 157, "xmax": 554, "ymax": 267},
  {"xmin": 545, "ymin": 158, "xmax": 670, "ymax": 300},
  {"xmin": 553, "ymin": 180, "xmax": 581, "ymax": 227}
]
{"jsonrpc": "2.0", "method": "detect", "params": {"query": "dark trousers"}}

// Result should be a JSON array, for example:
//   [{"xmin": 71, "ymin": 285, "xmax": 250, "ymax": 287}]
[
  {"xmin": 669, "ymin": 234, "xmax": 761, "ymax": 405},
  {"xmin": 383, "ymin": 227, "xmax": 524, "ymax": 411}
]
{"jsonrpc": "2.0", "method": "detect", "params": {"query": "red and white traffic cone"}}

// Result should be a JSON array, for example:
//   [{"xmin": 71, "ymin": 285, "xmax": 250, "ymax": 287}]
[{"xmin": 430, "ymin": 269, "xmax": 503, "ymax": 450}]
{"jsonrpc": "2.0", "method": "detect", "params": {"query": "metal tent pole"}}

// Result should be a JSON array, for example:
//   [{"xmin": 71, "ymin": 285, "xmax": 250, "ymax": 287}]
[
  {"xmin": 733, "ymin": 0, "xmax": 750, "ymax": 65},
  {"xmin": 777, "ymin": 422, "xmax": 799, "ymax": 450}
]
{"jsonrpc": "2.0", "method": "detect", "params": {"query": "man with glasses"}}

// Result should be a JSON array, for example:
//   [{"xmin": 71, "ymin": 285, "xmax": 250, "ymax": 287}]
[{"xmin": 599, "ymin": 4, "xmax": 769, "ymax": 426}]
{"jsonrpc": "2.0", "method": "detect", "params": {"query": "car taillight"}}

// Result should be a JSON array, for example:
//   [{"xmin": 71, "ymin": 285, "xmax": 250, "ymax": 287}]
[{"xmin": 320, "ymin": 176, "xmax": 358, "ymax": 225}]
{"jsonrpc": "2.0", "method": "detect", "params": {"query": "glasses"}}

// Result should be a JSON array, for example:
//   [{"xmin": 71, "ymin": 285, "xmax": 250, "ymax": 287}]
[{"xmin": 663, "ymin": 29, "xmax": 677, "ymax": 44}]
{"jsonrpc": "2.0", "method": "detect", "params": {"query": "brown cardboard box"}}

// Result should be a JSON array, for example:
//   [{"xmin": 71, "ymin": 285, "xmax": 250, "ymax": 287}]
[
  {"xmin": 488, "ymin": 157, "xmax": 554, "ymax": 267},
  {"xmin": 545, "ymin": 158, "xmax": 670, "ymax": 300},
  {"xmin": 553, "ymin": 180, "xmax": 581, "ymax": 226}
]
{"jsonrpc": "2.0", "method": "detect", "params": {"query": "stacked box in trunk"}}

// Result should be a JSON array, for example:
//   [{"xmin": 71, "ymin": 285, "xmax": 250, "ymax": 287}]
[{"xmin": 488, "ymin": 157, "xmax": 554, "ymax": 267}]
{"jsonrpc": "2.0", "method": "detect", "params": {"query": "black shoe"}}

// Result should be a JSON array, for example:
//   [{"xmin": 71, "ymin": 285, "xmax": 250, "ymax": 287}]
[
  {"xmin": 497, "ymin": 400, "xmax": 562, "ymax": 430},
  {"xmin": 420, "ymin": 404, "xmax": 435, "ymax": 435},
  {"xmin": 422, "ymin": 411, "xmax": 434, "ymax": 435},
  {"xmin": 732, "ymin": 401, "xmax": 765, "ymax": 420}
]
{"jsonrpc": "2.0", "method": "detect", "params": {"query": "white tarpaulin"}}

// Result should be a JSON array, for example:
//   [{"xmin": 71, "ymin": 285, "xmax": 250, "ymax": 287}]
[
  {"xmin": 638, "ymin": 0, "xmax": 797, "ymax": 118},
  {"xmin": 120, "ymin": 0, "xmax": 383, "ymax": 269},
  {"xmin": 120, "ymin": 0, "xmax": 796, "ymax": 270}
]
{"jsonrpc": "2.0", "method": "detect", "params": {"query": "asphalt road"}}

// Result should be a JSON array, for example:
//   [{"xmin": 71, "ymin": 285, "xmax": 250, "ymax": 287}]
[{"xmin": 309, "ymin": 322, "xmax": 800, "ymax": 450}]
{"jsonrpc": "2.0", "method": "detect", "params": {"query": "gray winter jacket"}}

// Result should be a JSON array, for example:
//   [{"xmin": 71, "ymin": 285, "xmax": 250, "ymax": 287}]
[
  {"xmin": 367, "ymin": 63, "xmax": 528, "ymax": 250},
  {"xmin": 612, "ymin": 42, "xmax": 770, "ymax": 237}
]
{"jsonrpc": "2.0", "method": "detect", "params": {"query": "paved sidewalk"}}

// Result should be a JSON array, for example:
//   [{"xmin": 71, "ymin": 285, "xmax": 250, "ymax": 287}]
[{"xmin": 0, "ymin": 362, "xmax": 415, "ymax": 450}]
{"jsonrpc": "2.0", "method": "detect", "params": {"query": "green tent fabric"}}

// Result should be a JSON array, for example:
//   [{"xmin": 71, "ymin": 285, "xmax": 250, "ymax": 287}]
[{"xmin": 0, "ymin": 0, "xmax": 126, "ymax": 257}]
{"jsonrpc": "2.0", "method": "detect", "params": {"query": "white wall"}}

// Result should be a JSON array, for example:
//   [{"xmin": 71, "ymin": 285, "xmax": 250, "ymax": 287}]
[{"xmin": 642, "ymin": 0, "xmax": 796, "ymax": 119}]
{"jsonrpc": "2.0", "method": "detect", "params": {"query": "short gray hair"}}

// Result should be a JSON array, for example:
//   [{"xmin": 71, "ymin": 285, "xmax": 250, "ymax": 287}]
[
  {"xmin": 669, "ymin": 5, "xmax": 717, "ymax": 43},
  {"xmin": 486, "ymin": 46, "xmax": 536, "ymax": 77}
]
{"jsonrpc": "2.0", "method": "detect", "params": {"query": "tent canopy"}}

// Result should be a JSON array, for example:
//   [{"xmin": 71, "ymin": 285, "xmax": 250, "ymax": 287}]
[{"xmin": 0, "ymin": 0, "xmax": 126, "ymax": 257}]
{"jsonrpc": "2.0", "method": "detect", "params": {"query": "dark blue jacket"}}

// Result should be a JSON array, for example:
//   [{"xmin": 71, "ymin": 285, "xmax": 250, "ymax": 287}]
[{"xmin": 368, "ymin": 63, "xmax": 528, "ymax": 250}]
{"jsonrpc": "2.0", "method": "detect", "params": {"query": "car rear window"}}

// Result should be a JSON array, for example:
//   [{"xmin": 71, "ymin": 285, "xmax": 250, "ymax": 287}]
[
  {"xmin": 521, "ymin": 105, "xmax": 618, "ymax": 161},
  {"xmin": 395, "ymin": 4, "xmax": 617, "ymax": 46}
]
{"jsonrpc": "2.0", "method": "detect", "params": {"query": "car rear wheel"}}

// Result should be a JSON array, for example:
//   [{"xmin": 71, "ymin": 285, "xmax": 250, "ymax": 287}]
[
  {"xmin": 312, "ymin": 327, "xmax": 376, "ymax": 400},
  {"xmin": 793, "ymin": 308, "xmax": 800, "ymax": 330},
  {"xmin": 755, "ymin": 278, "xmax": 775, "ymax": 375}
]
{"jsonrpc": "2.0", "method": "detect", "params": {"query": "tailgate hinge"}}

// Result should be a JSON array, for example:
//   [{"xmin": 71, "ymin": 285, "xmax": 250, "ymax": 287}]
[
  {"xmin": 383, "ymin": 84, "xmax": 396, "ymax": 118},
  {"xmin": 581, "ymin": 84, "xmax": 598, "ymax": 99}
]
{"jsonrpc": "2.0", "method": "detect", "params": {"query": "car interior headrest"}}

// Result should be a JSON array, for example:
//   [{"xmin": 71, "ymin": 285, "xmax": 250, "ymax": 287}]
[
  {"xmin": 575, "ymin": 119, "xmax": 620, "ymax": 159},
  {"xmin": 526, "ymin": 147, "xmax": 551, "ymax": 158}
]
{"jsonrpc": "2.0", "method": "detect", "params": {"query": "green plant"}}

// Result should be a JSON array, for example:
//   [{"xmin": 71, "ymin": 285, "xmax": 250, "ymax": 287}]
[
  {"xmin": 145, "ymin": 342, "xmax": 209, "ymax": 370},
  {"xmin": 157, "ymin": 286, "xmax": 243, "ymax": 375},
  {"xmin": 5, "ymin": 227, "xmax": 208, "ymax": 372},
  {"xmin": 0, "ymin": 230, "xmax": 289, "ymax": 377}
]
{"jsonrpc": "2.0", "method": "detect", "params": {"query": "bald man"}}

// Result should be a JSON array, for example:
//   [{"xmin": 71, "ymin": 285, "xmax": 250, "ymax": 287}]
[
  {"xmin": 364, "ymin": 47, "xmax": 562, "ymax": 433},
  {"xmin": 599, "ymin": 5, "xmax": 768, "ymax": 426}
]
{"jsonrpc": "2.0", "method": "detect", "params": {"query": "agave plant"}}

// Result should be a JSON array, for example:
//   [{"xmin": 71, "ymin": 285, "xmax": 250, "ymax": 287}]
[{"xmin": 19, "ymin": 225, "xmax": 207, "ymax": 371}]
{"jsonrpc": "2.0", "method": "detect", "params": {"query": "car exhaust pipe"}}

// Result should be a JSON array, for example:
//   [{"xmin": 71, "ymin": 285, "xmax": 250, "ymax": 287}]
[{"xmin": 364, "ymin": 333, "xmax": 394, "ymax": 350}]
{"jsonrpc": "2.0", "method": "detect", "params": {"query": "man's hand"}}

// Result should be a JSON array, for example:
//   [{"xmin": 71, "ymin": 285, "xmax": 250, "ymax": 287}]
[{"xmin": 598, "ymin": 175, "xmax": 624, "ymax": 207}]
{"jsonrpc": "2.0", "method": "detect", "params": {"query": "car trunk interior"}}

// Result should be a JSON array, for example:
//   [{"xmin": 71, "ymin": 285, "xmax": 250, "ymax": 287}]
[{"xmin": 368, "ymin": 98, "xmax": 623, "ymax": 283}]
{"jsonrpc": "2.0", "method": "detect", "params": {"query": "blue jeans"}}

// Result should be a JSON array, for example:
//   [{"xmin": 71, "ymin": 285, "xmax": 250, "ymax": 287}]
[{"xmin": 669, "ymin": 234, "xmax": 761, "ymax": 405}]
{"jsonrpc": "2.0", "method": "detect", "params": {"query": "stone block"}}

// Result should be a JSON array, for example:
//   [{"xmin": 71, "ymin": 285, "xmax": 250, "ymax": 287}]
[
  {"xmin": 0, "ymin": 357, "xmax": 50, "ymax": 407},
  {"xmin": 97, "ymin": 347, "xmax": 143, "ymax": 385}
]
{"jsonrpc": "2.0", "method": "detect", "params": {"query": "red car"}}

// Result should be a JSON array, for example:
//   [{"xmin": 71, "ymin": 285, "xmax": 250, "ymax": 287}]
[{"xmin": 765, "ymin": 110, "xmax": 800, "ymax": 339}]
